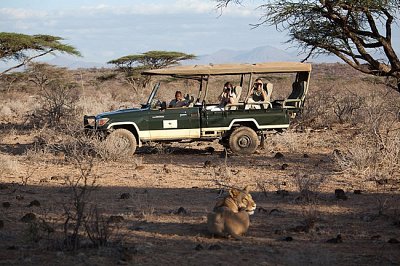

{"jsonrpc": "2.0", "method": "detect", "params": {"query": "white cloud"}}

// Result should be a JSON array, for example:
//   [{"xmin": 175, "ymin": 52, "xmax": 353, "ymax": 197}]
[
  {"xmin": 0, "ymin": 1, "xmax": 255, "ymax": 23},
  {"xmin": 0, "ymin": 8, "xmax": 48, "ymax": 19},
  {"xmin": 0, "ymin": 0, "xmax": 278, "ymax": 63},
  {"xmin": 78, "ymin": 0, "xmax": 253, "ymax": 16}
]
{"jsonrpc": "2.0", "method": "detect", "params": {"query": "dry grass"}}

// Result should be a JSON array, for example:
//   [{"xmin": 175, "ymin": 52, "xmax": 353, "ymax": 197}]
[
  {"xmin": 0, "ymin": 153, "xmax": 20, "ymax": 176},
  {"xmin": 0, "ymin": 64, "xmax": 400, "ymax": 264}
]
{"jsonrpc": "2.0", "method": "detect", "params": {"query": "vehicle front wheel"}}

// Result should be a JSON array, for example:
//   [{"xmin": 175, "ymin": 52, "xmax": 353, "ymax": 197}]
[
  {"xmin": 105, "ymin": 128, "xmax": 137, "ymax": 156},
  {"xmin": 228, "ymin": 126, "xmax": 259, "ymax": 155}
]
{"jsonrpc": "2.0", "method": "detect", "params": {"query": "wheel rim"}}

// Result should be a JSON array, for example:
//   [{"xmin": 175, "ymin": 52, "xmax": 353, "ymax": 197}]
[
  {"xmin": 238, "ymin": 135, "xmax": 252, "ymax": 148},
  {"xmin": 113, "ymin": 136, "xmax": 131, "ymax": 150}
]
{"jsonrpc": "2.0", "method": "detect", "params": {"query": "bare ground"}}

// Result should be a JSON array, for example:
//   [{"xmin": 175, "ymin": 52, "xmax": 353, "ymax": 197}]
[{"xmin": 0, "ymin": 127, "xmax": 399, "ymax": 265}]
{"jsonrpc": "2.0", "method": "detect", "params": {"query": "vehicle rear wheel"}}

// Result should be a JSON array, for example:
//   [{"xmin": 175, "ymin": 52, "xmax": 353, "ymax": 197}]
[
  {"xmin": 228, "ymin": 126, "xmax": 258, "ymax": 155},
  {"xmin": 106, "ymin": 128, "xmax": 137, "ymax": 156}
]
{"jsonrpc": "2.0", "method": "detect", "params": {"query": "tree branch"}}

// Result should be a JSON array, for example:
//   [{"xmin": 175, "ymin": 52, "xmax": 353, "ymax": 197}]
[{"xmin": 0, "ymin": 49, "xmax": 54, "ymax": 77}]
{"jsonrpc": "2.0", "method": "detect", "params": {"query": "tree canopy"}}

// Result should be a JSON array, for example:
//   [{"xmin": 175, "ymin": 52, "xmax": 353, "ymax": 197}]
[
  {"xmin": 216, "ymin": 0, "xmax": 400, "ymax": 92},
  {"xmin": 0, "ymin": 32, "xmax": 81, "ymax": 76},
  {"xmin": 108, "ymin": 51, "xmax": 196, "ymax": 91},
  {"xmin": 108, "ymin": 51, "xmax": 196, "ymax": 69}
]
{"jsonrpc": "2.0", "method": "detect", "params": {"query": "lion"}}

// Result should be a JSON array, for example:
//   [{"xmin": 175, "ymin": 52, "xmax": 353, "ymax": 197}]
[{"xmin": 207, "ymin": 185, "xmax": 256, "ymax": 239}]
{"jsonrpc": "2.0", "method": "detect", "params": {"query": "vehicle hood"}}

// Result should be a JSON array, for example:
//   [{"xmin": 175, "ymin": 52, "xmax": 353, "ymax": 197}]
[{"xmin": 96, "ymin": 107, "xmax": 144, "ymax": 117}]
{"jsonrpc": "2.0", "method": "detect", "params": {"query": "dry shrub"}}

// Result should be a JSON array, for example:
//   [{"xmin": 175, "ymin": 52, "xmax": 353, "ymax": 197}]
[
  {"xmin": 299, "ymin": 203, "xmax": 320, "ymax": 232},
  {"xmin": 331, "ymin": 92, "xmax": 363, "ymax": 124},
  {"xmin": 300, "ymin": 81, "xmax": 399, "ymax": 129},
  {"xmin": 34, "ymin": 80, "xmax": 81, "ymax": 128},
  {"xmin": 0, "ymin": 94, "xmax": 40, "ymax": 123},
  {"xmin": 0, "ymin": 154, "xmax": 20, "ymax": 176},
  {"xmin": 0, "ymin": 105, "xmax": 12, "ymax": 118},
  {"xmin": 335, "ymin": 130, "xmax": 399, "ymax": 191},
  {"xmin": 213, "ymin": 165, "xmax": 233, "ymax": 190},
  {"xmin": 78, "ymin": 95, "xmax": 114, "ymax": 115},
  {"xmin": 23, "ymin": 127, "xmax": 68, "ymax": 164},
  {"xmin": 0, "ymin": 72, "xmax": 27, "ymax": 92},
  {"xmin": 25, "ymin": 142, "xmax": 57, "ymax": 164},
  {"xmin": 334, "ymin": 92, "xmax": 399, "ymax": 215},
  {"xmin": 145, "ymin": 142, "xmax": 174, "ymax": 155},
  {"xmin": 255, "ymin": 177, "xmax": 269, "ymax": 198},
  {"xmin": 294, "ymin": 174, "xmax": 325, "ymax": 202},
  {"xmin": 24, "ymin": 63, "xmax": 82, "ymax": 129},
  {"xmin": 212, "ymin": 151, "xmax": 233, "ymax": 190},
  {"xmin": 273, "ymin": 130, "xmax": 301, "ymax": 152},
  {"xmin": 335, "ymin": 92, "xmax": 400, "ymax": 188},
  {"xmin": 33, "ymin": 126, "xmax": 63, "ymax": 145},
  {"xmin": 24, "ymin": 128, "xmax": 118, "ymax": 250},
  {"xmin": 84, "ymin": 206, "xmax": 112, "ymax": 248},
  {"xmin": 20, "ymin": 166, "xmax": 36, "ymax": 186},
  {"xmin": 254, "ymin": 176, "xmax": 286, "ymax": 199},
  {"xmin": 61, "ymin": 133, "xmax": 99, "ymax": 251},
  {"xmin": 301, "ymin": 89, "xmax": 365, "ymax": 128},
  {"xmin": 71, "ymin": 130, "xmax": 140, "ymax": 163},
  {"xmin": 25, "ymin": 217, "xmax": 55, "ymax": 243},
  {"xmin": 135, "ymin": 193, "xmax": 155, "ymax": 219},
  {"xmin": 301, "ymin": 90, "xmax": 334, "ymax": 128},
  {"xmin": 78, "ymin": 93, "xmax": 135, "ymax": 117},
  {"xmin": 27, "ymin": 124, "xmax": 135, "ymax": 163}
]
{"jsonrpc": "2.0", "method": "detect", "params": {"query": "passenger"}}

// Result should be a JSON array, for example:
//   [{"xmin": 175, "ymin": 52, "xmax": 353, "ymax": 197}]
[
  {"xmin": 218, "ymin": 82, "xmax": 236, "ymax": 107},
  {"xmin": 169, "ymin": 91, "xmax": 188, "ymax": 108},
  {"xmin": 248, "ymin": 78, "xmax": 267, "ymax": 102}
]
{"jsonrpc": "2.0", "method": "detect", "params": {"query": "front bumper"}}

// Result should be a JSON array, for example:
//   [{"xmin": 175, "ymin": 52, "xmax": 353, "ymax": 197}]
[{"xmin": 83, "ymin": 115, "xmax": 108, "ymax": 137}]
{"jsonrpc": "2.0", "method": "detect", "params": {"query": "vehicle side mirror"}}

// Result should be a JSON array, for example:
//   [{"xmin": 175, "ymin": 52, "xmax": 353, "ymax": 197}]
[{"xmin": 160, "ymin": 101, "xmax": 167, "ymax": 110}]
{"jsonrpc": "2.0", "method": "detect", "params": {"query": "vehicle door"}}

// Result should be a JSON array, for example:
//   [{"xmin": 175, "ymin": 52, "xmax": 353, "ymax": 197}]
[{"xmin": 147, "ymin": 106, "xmax": 201, "ymax": 140}]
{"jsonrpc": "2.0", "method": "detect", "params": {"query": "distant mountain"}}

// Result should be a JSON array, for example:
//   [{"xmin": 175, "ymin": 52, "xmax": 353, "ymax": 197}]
[
  {"xmin": 0, "ymin": 45, "xmax": 340, "ymax": 72},
  {"xmin": 45, "ymin": 56, "xmax": 108, "ymax": 69},
  {"xmin": 233, "ymin": 46, "xmax": 300, "ymax": 63},
  {"xmin": 191, "ymin": 45, "xmax": 302, "ymax": 65},
  {"xmin": 40, "ymin": 46, "xmax": 304, "ymax": 69}
]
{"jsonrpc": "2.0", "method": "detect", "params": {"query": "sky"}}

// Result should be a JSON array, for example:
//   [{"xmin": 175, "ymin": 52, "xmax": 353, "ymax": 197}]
[
  {"xmin": 0, "ymin": 0, "xmax": 286, "ymax": 64},
  {"xmin": 1, "ymin": 0, "xmax": 399, "ymax": 65}
]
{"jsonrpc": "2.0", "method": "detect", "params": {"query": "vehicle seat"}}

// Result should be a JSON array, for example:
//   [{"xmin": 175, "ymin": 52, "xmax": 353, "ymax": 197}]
[
  {"xmin": 233, "ymin": 86, "xmax": 242, "ymax": 103},
  {"xmin": 225, "ymin": 86, "xmax": 242, "ymax": 110},
  {"xmin": 185, "ymin": 94, "xmax": 195, "ymax": 107},
  {"xmin": 263, "ymin": 83, "xmax": 273, "ymax": 109},
  {"xmin": 283, "ymin": 81, "xmax": 307, "ymax": 108}
]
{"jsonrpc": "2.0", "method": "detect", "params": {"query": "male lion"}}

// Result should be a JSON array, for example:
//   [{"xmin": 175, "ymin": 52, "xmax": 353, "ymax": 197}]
[{"xmin": 207, "ymin": 185, "xmax": 256, "ymax": 239}]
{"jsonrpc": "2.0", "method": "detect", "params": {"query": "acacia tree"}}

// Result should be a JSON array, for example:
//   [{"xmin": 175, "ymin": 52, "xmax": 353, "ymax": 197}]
[
  {"xmin": 0, "ymin": 32, "xmax": 81, "ymax": 76},
  {"xmin": 107, "ymin": 51, "xmax": 196, "ymax": 92},
  {"xmin": 216, "ymin": 0, "xmax": 400, "ymax": 92}
]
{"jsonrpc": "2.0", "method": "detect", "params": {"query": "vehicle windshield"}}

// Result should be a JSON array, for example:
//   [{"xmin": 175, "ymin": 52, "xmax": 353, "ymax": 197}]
[
  {"xmin": 146, "ymin": 82, "xmax": 160, "ymax": 106},
  {"xmin": 147, "ymin": 79, "xmax": 200, "ymax": 109}
]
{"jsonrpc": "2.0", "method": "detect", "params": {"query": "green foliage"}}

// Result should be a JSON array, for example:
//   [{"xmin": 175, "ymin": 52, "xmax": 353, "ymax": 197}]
[
  {"xmin": 107, "ymin": 50, "xmax": 196, "ymax": 92},
  {"xmin": 0, "ymin": 32, "xmax": 81, "ymax": 61},
  {"xmin": 0, "ymin": 32, "xmax": 81, "ymax": 76},
  {"xmin": 108, "ymin": 50, "xmax": 196, "ymax": 69},
  {"xmin": 216, "ymin": 0, "xmax": 400, "ymax": 92}
]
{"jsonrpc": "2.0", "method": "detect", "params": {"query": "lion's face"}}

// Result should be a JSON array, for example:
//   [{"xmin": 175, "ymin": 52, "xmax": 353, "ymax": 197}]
[{"xmin": 215, "ymin": 185, "xmax": 257, "ymax": 215}]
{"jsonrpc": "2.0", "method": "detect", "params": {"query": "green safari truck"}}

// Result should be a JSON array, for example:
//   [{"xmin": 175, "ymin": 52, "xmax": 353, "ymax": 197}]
[{"xmin": 84, "ymin": 62, "xmax": 312, "ymax": 155}]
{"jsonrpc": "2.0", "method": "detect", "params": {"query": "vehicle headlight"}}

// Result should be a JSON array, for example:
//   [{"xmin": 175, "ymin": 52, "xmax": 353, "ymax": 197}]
[
  {"xmin": 97, "ymin": 118, "xmax": 109, "ymax": 127},
  {"xmin": 87, "ymin": 118, "xmax": 95, "ymax": 127}
]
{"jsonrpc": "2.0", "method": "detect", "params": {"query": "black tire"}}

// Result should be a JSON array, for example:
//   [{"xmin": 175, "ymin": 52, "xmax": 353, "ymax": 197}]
[
  {"xmin": 228, "ymin": 126, "xmax": 258, "ymax": 155},
  {"xmin": 106, "ymin": 128, "xmax": 137, "ymax": 156},
  {"xmin": 219, "ymin": 136, "xmax": 230, "ymax": 148}
]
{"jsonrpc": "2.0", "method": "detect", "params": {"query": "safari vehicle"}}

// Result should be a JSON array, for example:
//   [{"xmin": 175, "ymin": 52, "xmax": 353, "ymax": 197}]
[{"xmin": 84, "ymin": 62, "xmax": 312, "ymax": 155}]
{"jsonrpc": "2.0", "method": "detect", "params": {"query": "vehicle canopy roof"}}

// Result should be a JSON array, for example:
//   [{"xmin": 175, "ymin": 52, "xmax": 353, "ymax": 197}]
[{"xmin": 142, "ymin": 62, "xmax": 312, "ymax": 76}]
